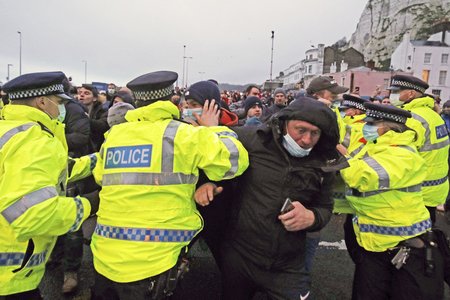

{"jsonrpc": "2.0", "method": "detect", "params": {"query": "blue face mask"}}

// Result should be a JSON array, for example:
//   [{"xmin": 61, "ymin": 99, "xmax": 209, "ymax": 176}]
[
  {"xmin": 340, "ymin": 111, "xmax": 347, "ymax": 119},
  {"xmin": 282, "ymin": 133, "xmax": 312, "ymax": 157},
  {"xmin": 362, "ymin": 124, "xmax": 379, "ymax": 142},
  {"xmin": 182, "ymin": 108, "xmax": 202, "ymax": 120}
]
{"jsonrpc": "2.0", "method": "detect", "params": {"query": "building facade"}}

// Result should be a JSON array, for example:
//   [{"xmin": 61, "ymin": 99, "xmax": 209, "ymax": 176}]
[{"xmin": 391, "ymin": 31, "xmax": 450, "ymax": 100}]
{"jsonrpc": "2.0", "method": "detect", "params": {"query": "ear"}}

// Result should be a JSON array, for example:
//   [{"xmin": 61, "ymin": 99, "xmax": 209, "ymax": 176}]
[{"xmin": 34, "ymin": 96, "xmax": 47, "ymax": 109}]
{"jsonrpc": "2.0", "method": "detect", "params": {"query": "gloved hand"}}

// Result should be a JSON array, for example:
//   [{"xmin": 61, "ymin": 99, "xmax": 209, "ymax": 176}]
[{"xmin": 82, "ymin": 190, "xmax": 100, "ymax": 216}]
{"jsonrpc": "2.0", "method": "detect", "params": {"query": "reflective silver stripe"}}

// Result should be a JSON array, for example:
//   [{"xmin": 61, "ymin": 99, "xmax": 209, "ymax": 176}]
[
  {"xmin": 342, "ymin": 125, "xmax": 351, "ymax": 148},
  {"xmin": 221, "ymin": 137, "xmax": 239, "ymax": 178},
  {"xmin": 349, "ymin": 144, "xmax": 364, "ymax": 157},
  {"xmin": 363, "ymin": 156, "xmax": 389, "ymax": 189},
  {"xmin": 396, "ymin": 145, "xmax": 416, "ymax": 153},
  {"xmin": 216, "ymin": 131, "xmax": 238, "ymax": 139},
  {"xmin": 346, "ymin": 184, "xmax": 421, "ymax": 197},
  {"xmin": 412, "ymin": 113, "xmax": 450, "ymax": 152},
  {"xmin": 102, "ymin": 172, "xmax": 198, "ymax": 186},
  {"xmin": 1, "ymin": 187, "xmax": 58, "ymax": 223},
  {"xmin": 0, "ymin": 123, "xmax": 35, "ymax": 149},
  {"xmin": 162, "ymin": 121, "xmax": 181, "ymax": 173}
]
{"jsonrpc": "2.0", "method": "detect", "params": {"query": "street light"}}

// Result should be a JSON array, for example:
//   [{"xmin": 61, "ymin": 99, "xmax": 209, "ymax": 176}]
[
  {"xmin": 185, "ymin": 57, "xmax": 193, "ymax": 88},
  {"xmin": 17, "ymin": 31, "xmax": 22, "ymax": 75},
  {"xmin": 182, "ymin": 45, "xmax": 186, "ymax": 88},
  {"xmin": 7, "ymin": 64, "xmax": 13, "ymax": 81},
  {"xmin": 82, "ymin": 60, "xmax": 88, "ymax": 83},
  {"xmin": 270, "ymin": 30, "xmax": 274, "ymax": 81}
]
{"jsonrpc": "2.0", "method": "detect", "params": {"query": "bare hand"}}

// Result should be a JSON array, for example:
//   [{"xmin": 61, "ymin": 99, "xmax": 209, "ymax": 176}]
[
  {"xmin": 336, "ymin": 144, "xmax": 348, "ymax": 156},
  {"xmin": 194, "ymin": 183, "xmax": 224, "ymax": 206},
  {"xmin": 194, "ymin": 99, "xmax": 220, "ymax": 127},
  {"xmin": 278, "ymin": 201, "xmax": 315, "ymax": 231}
]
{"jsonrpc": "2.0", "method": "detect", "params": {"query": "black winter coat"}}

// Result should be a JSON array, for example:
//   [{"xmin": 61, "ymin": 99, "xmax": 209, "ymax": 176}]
[{"xmin": 64, "ymin": 99, "xmax": 91, "ymax": 158}]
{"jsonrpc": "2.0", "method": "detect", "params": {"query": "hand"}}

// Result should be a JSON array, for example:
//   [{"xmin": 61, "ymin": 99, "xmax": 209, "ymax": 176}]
[
  {"xmin": 82, "ymin": 190, "xmax": 100, "ymax": 215},
  {"xmin": 194, "ymin": 183, "xmax": 223, "ymax": 206},
  {"xmin": 278, "ymin": 201, "xmax": 315, "ymax": 231},
  {"xmin": 195, "ymin": 99, "xmax": 220, "ymax": 127},
  {"xmin": 336, "ymin": 144, "xmax": 348, "ymax": 156}
]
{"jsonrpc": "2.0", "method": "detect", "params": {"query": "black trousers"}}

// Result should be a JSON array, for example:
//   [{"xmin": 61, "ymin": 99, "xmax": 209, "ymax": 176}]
[
  {"xmin": 352, "ymin": 244, "xmax": 444, "ymax": 300},
  {"xmin": 0, "ymin": 289, "xmax": 42, "ymax": 300},
  {"xmin": 221, "ymin": 243, "xmax": 310, "ymax": 300},
  {"xmin": 91, "ymin": 271, "xmax": 152, "ymax": 300}
]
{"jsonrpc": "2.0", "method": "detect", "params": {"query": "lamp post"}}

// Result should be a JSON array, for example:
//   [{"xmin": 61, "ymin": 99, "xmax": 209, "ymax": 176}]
[
  {"xmin": 7, "ymin": 64, "xmax": 13, "ymax": 81},
  {"xmin": 185, "ymin": 57, "xmax": 193, "ymax": 88},
  {"xmin": 182, "ymin": 45, "xmax": 186, "ymax": 88},
  {"xmin": 270, "ymin": 30, "xmax": 274, "ymax": 81},
  {"xmin": 17, "ymin": 31, "xmax": 22, "ymax": 75},
  {"xmin": 82, "ymin": 60, "xmax": 88, "ymax": 83}
]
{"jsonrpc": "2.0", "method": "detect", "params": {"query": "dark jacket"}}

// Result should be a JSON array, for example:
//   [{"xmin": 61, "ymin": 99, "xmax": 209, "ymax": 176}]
[
  {"xmin": 88, "ymin": 101, "xmax": 109, "ymax": 151},
  {"xmin": 226, "ymin": 97, "xmax": 339, "ymax": 270},
  {"xmin": 64, "ymin": 99, "xmax": 91, "ymax": 158}
]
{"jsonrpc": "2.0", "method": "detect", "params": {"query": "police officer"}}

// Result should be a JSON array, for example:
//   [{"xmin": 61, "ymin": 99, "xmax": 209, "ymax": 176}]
[
  {"xmin": 341, "ymin": 103, "xmax": 444, "ymax": 299},
  {"xmin": 389, "ymin": 74, "xmax": 449, "ymax": 223},
  {"xmin": 89, "ymin": 71, "xmax": 249, "ymax": 299},
  {"xmin": 0, "ymin": 72, "xmax": 97, "ymax": 299}
]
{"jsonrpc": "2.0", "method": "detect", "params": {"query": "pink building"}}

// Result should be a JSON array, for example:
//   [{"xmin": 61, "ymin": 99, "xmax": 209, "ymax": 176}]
[{"xmin": 324, "ymin": 66, "xmax": 411, "ymax": 98}]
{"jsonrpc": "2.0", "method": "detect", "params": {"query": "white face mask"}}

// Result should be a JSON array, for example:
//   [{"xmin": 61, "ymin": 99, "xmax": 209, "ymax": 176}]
[
  {"xmin": 282, "ymin": 133, "xmax": 312, "ymax": 157},
  {"xmin": 389, "ymin": 93, "xmax": 403, "ymax": 107}
]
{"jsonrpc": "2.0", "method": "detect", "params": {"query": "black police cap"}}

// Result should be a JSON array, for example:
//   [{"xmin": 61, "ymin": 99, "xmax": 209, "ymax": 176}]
[
  {"xmin": 388, "ymin": 75, "xmax": 429, "ymax": 94},
  {"xmin": 2, "ymin": 71, "xmax": 71, "ymax": 100},
  {"xmin": 340, "ymin": 94, "xmax": 370, "ymax": 111},
  {"xmin": 127, "ymin": 71, "xmax": 178, "ymax": 101},
  {"xmin": 363, "ymin": 102, "xmax": 412, "ymax": 124}
]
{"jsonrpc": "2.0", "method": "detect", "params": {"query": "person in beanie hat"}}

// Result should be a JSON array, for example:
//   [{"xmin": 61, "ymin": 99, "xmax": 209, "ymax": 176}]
[
  {"xmin": 111, "ymin": 90, "xmax": 135, "ymax": 107},
  {"xmin": 388, "ymin": 74, "xmax": 449, "ymax": 223},
  {"xmin": 89, "ymin": 71, "xmax": 249, "ymax": 299},
  {"xmin": 239, "ymin": 96, "xmax": 263, "ymax": 127},
  {"xmin": 262, "ymin": 88, "xmax": 287, "ymax": 120},
  {"xmin": 196, "ymin": 96, "xmax": 341, "ymax": 299},
  {"xmin": 107, "ymin": 102, "xmax": 135, "ymax": 127},
  {"xmin": 184, "ymin": 80, "xmax": 239, "ymax": 126},
  {"xmin": 340, "ymin": 101, "xmax": 444, "ymax": 299}
]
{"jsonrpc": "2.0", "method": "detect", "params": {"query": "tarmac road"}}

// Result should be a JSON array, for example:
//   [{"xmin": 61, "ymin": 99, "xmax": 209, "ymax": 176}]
[{"xmin": 39, "ymin": 213, "xmax": 450, "ymax": 300}]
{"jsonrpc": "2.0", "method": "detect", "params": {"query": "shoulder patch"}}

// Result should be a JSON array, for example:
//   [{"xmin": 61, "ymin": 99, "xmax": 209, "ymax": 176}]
[
  {"xmin": 436, "ymin": 124, "xmax": 448, "ymax": 139},
  {"xmin": 105, "ymin": 145, "xmax": 152, "ymax": 169}
]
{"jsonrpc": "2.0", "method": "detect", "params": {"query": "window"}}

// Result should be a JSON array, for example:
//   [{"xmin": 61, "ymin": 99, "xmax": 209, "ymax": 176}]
[
  {"xmin": 422, "ymin": 69, "xmax": 430, "ymax": 83},
  {"xmin": 442, "ymin": 54, "xmax": 449, "ymax": 64},
  {"xmin": 424, "ymin": 53, "xmax": 432, "ymax": 64},
  {"xmin": 407, "ymin": 55, "xmax": 412, "ymax": 62},
  {"xmin": 432, "ymin": 89, "xmax": 441, "ymax": 96},
  {"xmin": 383, "ymin": 78, "xmax": 390, "ymax": 90},
  {"xmin": 342, "ymin": 78, "xmax": 345, "ymax": 86},
  {"xmin": 308, "ymin": 65, "xmax": 312, "ymax": 73},
  {"xmin": 439, "ymin": 70, "xmax": 447, "ymax": 85}
]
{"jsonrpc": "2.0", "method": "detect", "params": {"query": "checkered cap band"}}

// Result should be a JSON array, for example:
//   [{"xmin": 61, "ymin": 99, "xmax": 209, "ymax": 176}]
[
  {"xmin": 95, "ymin": 223, "xmax": 198, "ymax": 242},
  {"xmin": 342, "ymin": 100, "xmax": 365, "ymax": 111},
  {"xmin": 366, "ymin": 109, "xmax": 408, "ymax": 124},
  {"xmin": 133, "ymin": 85, "xmax": 173, "ymax": 101},
  {"xmin": 8, "ymin": 84, "xmax": 65, "ymax": 100},
  {"xmin": 391, "ymin": 79, "xmax": 426, "ymax": 93},
  {"xmin": 357, "ymin": 217, "xmax": 431, "ymax": 236}
]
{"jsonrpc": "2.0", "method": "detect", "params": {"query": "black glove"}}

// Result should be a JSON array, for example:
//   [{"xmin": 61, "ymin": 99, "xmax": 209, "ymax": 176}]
[{"xmin": 82, "ymin": 190, "xmax": 100, "ymax": 215}]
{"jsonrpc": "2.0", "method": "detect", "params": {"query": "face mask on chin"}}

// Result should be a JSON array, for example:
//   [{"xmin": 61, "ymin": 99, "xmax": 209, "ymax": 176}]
[{"xmin": 282, "ymin": 133, "xmax": 312, "ymax": 157}]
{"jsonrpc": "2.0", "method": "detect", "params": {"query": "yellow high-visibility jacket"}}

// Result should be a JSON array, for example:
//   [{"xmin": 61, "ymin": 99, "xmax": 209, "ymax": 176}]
[
  {"xmin": 91, "ymin": 101, "xmax": 249, "ymax": 283},
  {"xmin": 0, "ymin": 105, "xmax": 92, "ymax": 295},
  {"xmin": 341, "ymin": 130, "xmax": 431, "ymax": 252}
]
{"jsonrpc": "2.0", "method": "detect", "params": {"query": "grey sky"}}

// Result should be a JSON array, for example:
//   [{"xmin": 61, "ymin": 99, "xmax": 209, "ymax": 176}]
[{"xmin": 0, "ymin": 0, "xmax": 367, "ymax": 87}]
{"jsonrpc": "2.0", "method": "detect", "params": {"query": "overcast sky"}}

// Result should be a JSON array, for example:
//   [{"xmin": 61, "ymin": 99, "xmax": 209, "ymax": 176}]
[{"xmin": 0, "ymin": 0, "xmax": 367, "ymax": 87}]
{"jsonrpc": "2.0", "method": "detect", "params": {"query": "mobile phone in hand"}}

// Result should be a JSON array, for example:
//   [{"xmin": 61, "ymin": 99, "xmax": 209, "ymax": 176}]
[{"xmin": 280, "ymin": 198, "xmax": 294, "ymax": 214}]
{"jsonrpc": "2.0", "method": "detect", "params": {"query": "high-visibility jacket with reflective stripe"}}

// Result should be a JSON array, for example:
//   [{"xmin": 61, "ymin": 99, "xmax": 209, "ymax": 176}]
[
  {"xmin": 91, "ymin": 101, "xmax": 249, "ymax": 283},
  {"xmin": 340, "ymin": 130, "xmax": 431, "ymax": 252},
  {"xmin": 402, "ymin": 96, "xmax": 449, "ymax": 207},
  {"xmin": 333, "ymin": 115, "xmax": 366, "ymax": 214},
  {"xmin": 0, "ymin": 105, "xmax": 91, "ymax": 295}
]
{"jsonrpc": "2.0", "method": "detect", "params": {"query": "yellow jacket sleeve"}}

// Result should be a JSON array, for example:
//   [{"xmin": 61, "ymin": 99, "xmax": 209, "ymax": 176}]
[{"xmin": 68, "ymin": 153, "xmax": 100, "ymax": 183}]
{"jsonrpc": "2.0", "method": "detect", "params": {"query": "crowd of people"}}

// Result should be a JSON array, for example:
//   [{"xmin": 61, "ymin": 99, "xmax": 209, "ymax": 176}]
[{"xmin": 1, "ymin": 70, "xmax": 450, "ymax": 300}]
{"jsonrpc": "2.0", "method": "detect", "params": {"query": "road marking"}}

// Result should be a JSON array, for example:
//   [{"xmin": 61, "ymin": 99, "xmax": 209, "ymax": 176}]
[{"xmin": 318, "ymin": 240, "xmax": 347, "ymax": 250}]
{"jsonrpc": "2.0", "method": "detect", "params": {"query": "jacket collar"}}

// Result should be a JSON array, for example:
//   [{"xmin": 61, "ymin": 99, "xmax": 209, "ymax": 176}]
[
  {"xmin": 1, "ymin": 104, "xmax": 61, "ymax": 134},
  {"xmin": 402, "ymin": 96, "xmax": 435, "ymax": 110},
  {"xmin": 125, "ymin": 100, "xmax": 180, "ymax": 122}
]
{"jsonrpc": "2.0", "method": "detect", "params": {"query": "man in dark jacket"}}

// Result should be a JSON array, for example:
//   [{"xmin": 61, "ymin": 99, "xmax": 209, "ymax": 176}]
[{"xmin": 197, "ymin": 97, "xmax": 340, "ymax": 299}]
